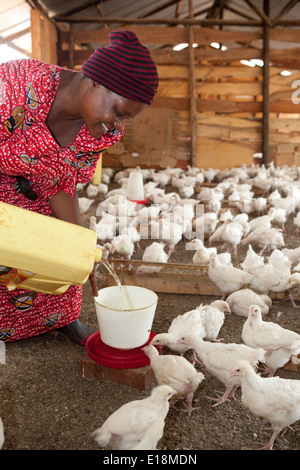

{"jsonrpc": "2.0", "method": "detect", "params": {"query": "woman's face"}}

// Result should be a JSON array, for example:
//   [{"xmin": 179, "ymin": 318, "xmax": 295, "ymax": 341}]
[{"xmin": 81, "ymin": 79, "xmax": 147, "ymax": 139}]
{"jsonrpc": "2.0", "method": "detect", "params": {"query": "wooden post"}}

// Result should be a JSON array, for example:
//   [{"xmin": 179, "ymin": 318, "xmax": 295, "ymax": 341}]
[
  {"xmin": 262, "ymin": 0, "xmax": 270, "ymax": 166},
  {"xmin": 68, "ymin": 23, "xmax": 74, "ymax": 70},
  {"xmin": 31, "ymin": 9, "xmax": 57, "ymax": 63},
  {"xmin": 188, "ymin": 0, "xmax": 197, "ymax": 167}
]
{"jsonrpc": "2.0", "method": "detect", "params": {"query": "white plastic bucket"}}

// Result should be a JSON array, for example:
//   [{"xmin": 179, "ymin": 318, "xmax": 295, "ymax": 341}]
[
  {"xmin": 94, "ymin": 286, "xmax": 158, "ymax": 349},
  {"xmin": 126, "ymin": 170, "xmax": 145, "ymax": 202}
]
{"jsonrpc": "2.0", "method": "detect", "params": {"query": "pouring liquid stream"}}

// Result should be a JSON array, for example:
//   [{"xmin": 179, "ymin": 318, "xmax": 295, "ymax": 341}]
[{"xmin": 100, "ymin": 259, "xmax": 134, "ymax": 310}]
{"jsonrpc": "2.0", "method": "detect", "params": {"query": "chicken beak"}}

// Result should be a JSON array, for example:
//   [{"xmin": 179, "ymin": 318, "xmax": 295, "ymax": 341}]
[
  {"xmin": 227, "ymin": 369, "xmax": 236, "ymax": 378},
  {"xmin": 249, "ymin": 305, "xmax": 256, "ymax": 316}
]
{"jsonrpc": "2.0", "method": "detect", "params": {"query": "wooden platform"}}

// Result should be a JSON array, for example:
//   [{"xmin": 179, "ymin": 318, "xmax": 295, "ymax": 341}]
[
  {"xmin": 80, "ymin": 352, "xmax": 155, "ymax": 390},
  {"xmin": 107, "ymin": 259, "xmax": 300, "ymax": 302}
]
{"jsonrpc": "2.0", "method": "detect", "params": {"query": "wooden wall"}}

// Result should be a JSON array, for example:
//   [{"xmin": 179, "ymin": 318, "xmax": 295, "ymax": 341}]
[
  {"xmin": 31, "ymin": 10, "xmax": 57, "ymax": 65},
  {"xmin": 56, "ymin": 25, "xmax": 300, "ymax": 170}
]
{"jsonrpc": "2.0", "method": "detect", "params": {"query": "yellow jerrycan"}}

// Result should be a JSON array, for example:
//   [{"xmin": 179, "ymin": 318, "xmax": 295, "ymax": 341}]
[
  {"xmin": 91, "ymin": 154, "xmax": 102, "ymax": 186},
  {"xmin": 0, "ymin": 201, "xmax": 102, "ymax": 295}
]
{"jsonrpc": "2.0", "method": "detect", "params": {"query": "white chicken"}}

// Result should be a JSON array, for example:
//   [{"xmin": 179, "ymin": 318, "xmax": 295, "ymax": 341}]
[
  {"xmin": 92, "ymin": 385, "xmax": 176, "ymax": 450},
  {"xmin": 228, "ymin": 359, "xmax": 300, "ymax": 450},
  {"xmin": 149, "ymin": 220, "xmax": 183, "ymax": 254},
  {"xmin": 130, "ymin": 418, "xmax": 165, "ymax": 450},
  {"xmin": 97, "ymin": 183, "xmax": 108, "ymax": 196},
  {"xmin": 272, "ymin": 196, "xmax": 296, "ymax": 216},
  {"xmin": 78, "ymin": 197, "xmax": 94, "ymax": 215},
  {"xmin": 86, "ymin": 183, "xmax": 99, "ymax": 199},
  {"xmin": 253, "ymin": 196, "xmax": 267, "ymax": 215},
  {"xmin": 240, "ymin": 244, "xmax": 265, "ymax": 272},
  {"xmin": 226, "ymin": 288, "xmax": 272, "ymax": 317},
  {"xmin": 245, "ymin": 251, "xmax": 300, "ymax": 307},
  {"xmin": 267, "ymin": 188, "xmax": 281, "ymax": 205},
  {"xmin": 196, "ymin": 300, "xmax": 231, "ymax": 341},
  {"xmin": 187, "ymin": 238, "xmax": 217, "ymax": 265},
  {"xmin": 120, "ymin": 226, "xmax": 141, "ymax": 250},
  {"xmin": 242, "ymin": 304, "xmax": 300, "ymax": 376},
  {"xmin": 209, "ymin": 219, "xmax": 244, "ymax": 255},
  {"xmin": 293, "ymin": 211, "xmax": 300, "ymax": 234},
  {"xmin": 136, "ymin": 242, "xmax": 169, "ymax": 274},
  {"xmin": 208, "ymin": 253, "xmax": 253, "ymax": 299},
  {"xmin": 150, "ymin": 308, "xmax": 206, "ymax": 360},
  {"xmin": 193, "ymin": 212, "xmax": 219, "ymax": 237},
  {"xmin": 239, "ymin": 227, "xmax": 285, "ymax": 255},
  {"xmin": 142, "ymin": 345, "xmax": 205, "ymax": 416},
  {"xmin": 247, "ymin": 214, "xmax": 272, "ymax": 233},
  {"xmin": 282, "ymin": 246, "xmax": 300, "ymax": 266},
  {"xmin": 268, "ymin": 207, "xmax": 287, "ymax": 231},
  {"xmin": 0, "ymin": 418, "xmax": 4, "ymax": 449},
  {"xmin": 109, "ymin": 234, "xmax": 135, "ymax": 262},
  {"xmin": 177, "ymin": 335, "xmax": 265, "ymax": 406},
  {"xmin": 89, "ymin": 215, "xmax": 115, "ymax": 243}
]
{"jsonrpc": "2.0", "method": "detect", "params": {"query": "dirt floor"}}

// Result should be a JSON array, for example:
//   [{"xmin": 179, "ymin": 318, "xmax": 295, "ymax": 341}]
[{"xmin": 1, "ymin": 176, "xmax": 300, "ymax": 454}]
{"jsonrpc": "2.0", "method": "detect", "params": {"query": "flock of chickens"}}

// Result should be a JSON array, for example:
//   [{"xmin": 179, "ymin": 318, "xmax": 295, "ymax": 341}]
[{"xmin": 76, "ymin": 161, "xmax": 300, "ymax": 451}]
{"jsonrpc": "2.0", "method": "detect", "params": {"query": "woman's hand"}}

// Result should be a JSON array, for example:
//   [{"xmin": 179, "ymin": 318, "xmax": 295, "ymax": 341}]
[{"xmin": 89, "ymin": 265, "xmax": 99, "ymax": 297}]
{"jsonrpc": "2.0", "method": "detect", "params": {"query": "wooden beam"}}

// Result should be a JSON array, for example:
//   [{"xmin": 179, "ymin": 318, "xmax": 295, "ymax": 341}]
[
  {"xmin": 244, "ymin": 0, "xmax": 272, "ymax": 26},
  {"xmin": 65, "ymin": 26, "xmax": 261, "ymax": 47},
  {"xmin": 262, "ymin": 0, "xmax": 270, "ymax": 166},
  {"xmin": 55, "ymin": 16, "xmax": 263, "ymax": 26},
  {"xmin": 68, "ymin": 23, "xmax": 74, "ymax": 70},
  {"xmin": 0, "ymin": 27, "xmax": 31, "ymax": 45},
  {"xmin": 152, "ymin": 97, "xmax": 300, "ymax": 114},
  {"xmin": 271, "ymin": 0, "xmax": 299, "ymax": 27},
  {"xmin": 188, "ymin": 0, "xmax": 196, "ymax": 167},
  {"xmin": 52, "ymin": 0, "xmax": 101, "ymax": 19}
]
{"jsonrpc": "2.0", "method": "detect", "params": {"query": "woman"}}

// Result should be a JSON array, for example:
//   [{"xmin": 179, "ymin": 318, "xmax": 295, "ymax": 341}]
[{"xmin": 0, "ymin": 30, "xmax": 158, "ymax": 345}]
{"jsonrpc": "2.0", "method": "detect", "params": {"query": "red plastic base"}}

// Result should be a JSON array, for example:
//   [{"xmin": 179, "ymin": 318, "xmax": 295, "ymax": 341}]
[
  {"xmin": 128, "ymin": 198, "xmax": 148, "ymax": 205},
  {"xmin": 85, "ymin": 331, "xmax": 162, "ymax": 369}
]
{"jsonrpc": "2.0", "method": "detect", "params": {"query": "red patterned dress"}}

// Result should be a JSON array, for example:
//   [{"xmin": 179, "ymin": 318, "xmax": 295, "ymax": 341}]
[{"xmin": 0, "ymin": 59, "xmax": 122, "ymax": 342}]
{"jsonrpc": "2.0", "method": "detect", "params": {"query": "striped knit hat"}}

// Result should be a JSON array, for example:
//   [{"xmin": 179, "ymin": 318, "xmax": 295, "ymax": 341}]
[{"xmin": 81, "ymin": 30, "xmax": 158, "ymax": 105}]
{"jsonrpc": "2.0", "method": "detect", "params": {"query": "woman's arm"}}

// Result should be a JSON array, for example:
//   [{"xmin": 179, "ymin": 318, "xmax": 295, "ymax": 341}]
[{"xmin": 49, "ymin": 189, "xmax": 81, "ymax": 225}]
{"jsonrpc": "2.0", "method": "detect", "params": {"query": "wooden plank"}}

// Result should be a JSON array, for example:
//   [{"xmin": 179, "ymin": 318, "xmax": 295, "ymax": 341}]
[
  {"xmin": 197, "ymin": 114, "xmax": 260, "ymax": 128},
  {"xmin": 107, "ymin": 271, "xmax": 221, "ymax": 296},
  {"xmin": 106, "ymin": 261, "xmax": 300, "ymax": 302},
  {"xmin": 197, "ymin": 124, "xmax": 261, "ymax": 140},
  {"xmin": 270, "ymin": 117, "xmax": 300, "ymax": 132},
  {"xmin": 63, "ymin": 26, "xmax": 261, "ymax": 46},
  {"xmin": 31, "ymin": 9, "xmax": 57, "ymax": 64},
  {"xmin": 270, "ymin": 28, "xmax": 300, "ymax": 43},
  {"xmin": 59, "ymin": 46, "xmax": 300, "ymax": 69},
  {"xmin": 158, "ymin": 80, "xmax": 262, "ymax": 97},
  {"xmin": 158, "ymin": 65, "xmax": 262, "ymax": 80},
  {"xmin": 151, "ymin": 97, "xmax": 300, "ymax": 114},
  {"xmin": 196, "ymin": 136, "xmax": 258, "ymax": 169}
]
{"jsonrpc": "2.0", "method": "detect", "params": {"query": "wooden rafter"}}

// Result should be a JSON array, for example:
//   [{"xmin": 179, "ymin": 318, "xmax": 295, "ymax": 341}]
[
  {"xmin": 244, "ymin": 0, "xmax": 272, "ymax": 26},
  {"xmin": 54, "ymin": 16, "xmax": 263, "ymax": 26},
  {"xmin": 262, "ymin": 0, "xmax": 270, "ymax": 166},
  {"xmin": 223, "ymin": 4, "xmax": 258, "ymax": 21},
  {"xmin": 52, "ymin": 0, "xmax": 101, "ymax": 19},
  {"xmin": 137, "ymin": 0, "xmax": 180, "ymax": 19},
  {"xmin": 271, "ymin": 0, "xmax": 299, "ymax": 27}
]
